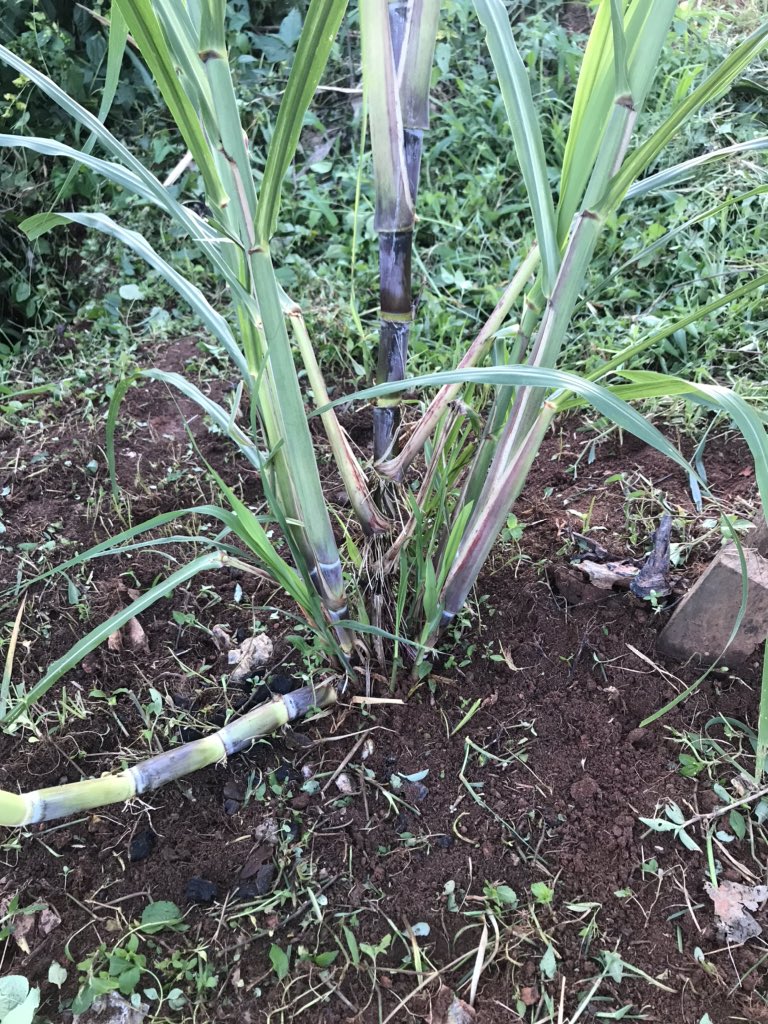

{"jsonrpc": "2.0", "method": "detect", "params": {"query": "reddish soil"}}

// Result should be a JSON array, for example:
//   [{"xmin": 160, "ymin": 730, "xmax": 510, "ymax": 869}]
[{"xmin": 1, "ymin": 334, "xmax": 766, "ymax": 1023}]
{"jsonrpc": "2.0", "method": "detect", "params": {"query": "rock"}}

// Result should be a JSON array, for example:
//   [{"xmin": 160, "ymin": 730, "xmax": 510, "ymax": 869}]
[
  {"xmin": 570, "ymin": 775, "xmax": 601, "ymax": 805},
  {"xmin": 436, "ymin": 835, "xmax": 454, "ymax": 850},
  {"xmin": 233, "ymin": 864, "xmax": 276, "ymax": 900},
  {"xmin": 228, "ymin": 635, "xmax": 273, "ymax": 684},
  {"xmin": 185, "ymin": 877, "xmax": 218, "ymax": 904},
  {"xmin": 73, "ymin": 992, "xmax": 148, "ymax": 1024},
  {"xmin": 268, "ymin": 674, "xmax": 301, "ymax": 695},
  {"xmin": 657, "ymin": 543, "xmax": 768, "ymax": 663},
  {"xmin": 747, "ymin": 516, "xmax": 768, "ymax": 557},
  {"xmin": 128, "ymin": 830, "xmax": 156, "ymax": 862}
]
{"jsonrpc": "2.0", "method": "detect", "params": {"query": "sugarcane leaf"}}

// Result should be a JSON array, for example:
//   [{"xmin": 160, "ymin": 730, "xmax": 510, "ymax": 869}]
[
  {"xmin": 398, "ymin": 0, "xmax": 441, "ymax": 128},
  {"xmin": 256, "ymin": 0, "xmax": 348, "ymax": 242},
  {"xmin": 558, "ymin": 0, "xmax": 677, "ymax": 237},
  {"xmin": 113, "ymin": 0, "xmax": 226, "ymax": 205},
  {"xmin": 360, "ymin": 0, "xmax": 412, "ymax": 232},
  {"xmin": 583, "ymin": 272, "xmax": 768, "ymax": 382},
  {"xmin": 11, "ymin": 505, "xmax": 247, "ymax": 595},
  {"xmin": 602, "ymin": 22, "xmax": 768, "ymax": 215},
  {"xmin": 1, "ymin": 552, "xmax": 226, "ymax": 727},
  {"xmin": 626, "ymin": 137, "xmax": 768, "ymax": 199},
  {"xmin": 20, "ymin": 211, "xmax": 249, "ymax": 379},
  {"xmin": 474, "ymin": 0, "xmax": 558, "ymax": 294}
]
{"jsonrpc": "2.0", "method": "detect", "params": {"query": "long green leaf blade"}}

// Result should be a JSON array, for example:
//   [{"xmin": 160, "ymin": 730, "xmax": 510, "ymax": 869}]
[
  {"xmin": 2, "ymin": 552, "xmax": 227, "ymax": 727},
  {"xmin": 256, "ymin": 0, "xmax": 348, "ymax": 242},
  {"xmin": 474, "ymin": 0, "xmax": 558, "ymax": 293}
]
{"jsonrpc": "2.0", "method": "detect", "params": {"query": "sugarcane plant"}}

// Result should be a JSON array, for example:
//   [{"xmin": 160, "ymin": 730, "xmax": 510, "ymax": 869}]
[{"xmin": 1, "ymin": 0, "xmax": 767, "ymax": 825}]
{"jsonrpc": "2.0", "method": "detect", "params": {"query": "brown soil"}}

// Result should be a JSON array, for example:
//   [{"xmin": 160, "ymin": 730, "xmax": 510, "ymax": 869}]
[{"xmin": 1, "ymin": 334, "xmax": 766, "ymax": 1023}]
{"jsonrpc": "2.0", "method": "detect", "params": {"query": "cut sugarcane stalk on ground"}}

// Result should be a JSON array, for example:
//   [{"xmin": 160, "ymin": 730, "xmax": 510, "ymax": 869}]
[{"xmin": 0, "ymin": 683, "xmax": 337, "ymax": 827}]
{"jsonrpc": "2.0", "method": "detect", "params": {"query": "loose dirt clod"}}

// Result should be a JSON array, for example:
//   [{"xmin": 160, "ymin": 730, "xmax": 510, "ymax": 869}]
[
  {"xmin": 185, "ymin": 877, "xmax": 218, "ymax": 905},
  {"xmin": 128, "ymin": 830, "xmax": 156, "ymax": 862},
  {"xmin": 228, "ymin": 635, "xmax": 274, "ymax": 684}
]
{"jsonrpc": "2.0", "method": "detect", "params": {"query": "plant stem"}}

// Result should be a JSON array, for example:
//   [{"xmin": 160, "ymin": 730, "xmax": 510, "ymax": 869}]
[{"xmin": 0, "ymin": 683, "xmax": 337, "ymax": 826}]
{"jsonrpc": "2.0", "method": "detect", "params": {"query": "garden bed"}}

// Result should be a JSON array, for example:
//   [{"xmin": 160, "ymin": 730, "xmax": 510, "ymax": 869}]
[{"xmin": 1, "ymin": 335, "xmax": 765, "ymax": 1023}]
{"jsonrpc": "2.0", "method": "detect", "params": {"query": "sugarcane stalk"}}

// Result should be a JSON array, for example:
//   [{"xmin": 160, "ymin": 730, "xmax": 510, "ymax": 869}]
[
  {"xmin": 197, "ymin": 6, "xmax": 352, "ymax": 644},
  {"xmin": 289, "ymin": 310, "xmax": 392, "ymax": 535},
  {"xmin": 436, "ymin": 407, "xmax": 555, "ymax": 632},
  {"xmin": 377, "ymin": 245, "xmax": 539, "ymax": 481},
  {"xmin": 0, "ymin": 683, "xmax": 337, "ymax": 827},
  {"xmin": 432, "ymin": 1, "xmax": 679, "ymax": 635},
  {"xmin": 362, "ymin": 0, "xmax": 439, "ymax": 463}
]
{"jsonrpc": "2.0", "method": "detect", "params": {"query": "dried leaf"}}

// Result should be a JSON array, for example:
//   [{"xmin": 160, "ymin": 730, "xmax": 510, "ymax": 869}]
[
  {"xmin": 12, "ymin": 904, "xmax": 60, "ymax": 954},
  {"xmin": 125, "ymin": 616, "xmax": 148, "ymax": 652},
  {"xmin": 705, "ymin": 880, "xmax": 768, "ymax": 942},
  {"xmin": 211, "ymin": 624, "xmax": 232, "ymax": 653},
  {"xmin": 107, "ymin": 617, "xmax": 147, "ymax": 653}
]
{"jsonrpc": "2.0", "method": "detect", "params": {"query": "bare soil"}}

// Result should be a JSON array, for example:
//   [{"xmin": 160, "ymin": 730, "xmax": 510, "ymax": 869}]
[{"xmin": 1, "ymin": 334, "xmax": 766, "ymax": 1023}]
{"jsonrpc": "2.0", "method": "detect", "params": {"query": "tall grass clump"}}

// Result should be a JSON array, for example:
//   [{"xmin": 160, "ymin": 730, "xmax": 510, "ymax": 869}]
[{"xmin": 0, "ymin": 0, "xmax": 767, "ymax": 823}]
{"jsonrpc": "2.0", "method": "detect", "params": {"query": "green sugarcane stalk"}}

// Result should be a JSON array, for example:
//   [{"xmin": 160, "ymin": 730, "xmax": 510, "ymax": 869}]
[
  {"xmin": 196, "ymin": 6, "xmax": 352, "ymax": 642},
  {"xmin": 456, "ymin": 0, "xmax": 679, "ymax": 515},
  {"xmin": 363, "ymin": 0, "xmax": 439, "ymax": 463},
  {"xmin": 0, "ymin": 684, "xmax": 337, "ymax": 827},
  {"xmin": 290, "ymin": 310, "xmax": 392, "ymax": 535},
  {"xmin": 436, "ymin": 1, "xmax": 672, "ymax": 628}
]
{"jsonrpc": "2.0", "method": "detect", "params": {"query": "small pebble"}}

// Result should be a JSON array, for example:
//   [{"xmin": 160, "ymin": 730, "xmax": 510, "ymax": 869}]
[
  {"xmin": 394, "ymin": 811, "xmax": 410, "ymax": 833},
  {"xmin": 128, "ymin": 830, "xmax": 156, "ymax": 862},
  {"xmin": 335, "ymin": 772, "xmax": 354, "ymax": 795},
  {"xmin": 274, "ymin": 763, "xmax": 300, "ymax": 786},
  {"xmin": 233, "ymin": 864, "xmax": 276, "ymax": 900},
  {"xmin": 186, "ymin": 877, "xmax": 218, "ymax": 904},
  {"xmin": 436, "ymin": 835, "xmax": 454, "ymax": 850}
]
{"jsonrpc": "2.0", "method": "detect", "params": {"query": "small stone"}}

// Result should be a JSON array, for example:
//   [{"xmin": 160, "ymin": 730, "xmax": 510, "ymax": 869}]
[
  {"xmin": 406, "ymin": 781, "xmax": 429, "ymax": 802},
  {"xmin": 274, "ymin": 763, "xmax": 300, "ymax": 785},
  {"xmin": 335, "ymin": 772, "xmax": 354, "ymax": 795},
  {"xmin": 186, "ymin": 877, "xmax": 218, "ymax": 904},
  {"xmin": 224, "ymin": 779, "xmax": 246, "ymax": 802},
  {"xmin": 291, "ymin": 792, "xmax": 311, "ymax": 810},
  {"xmin": 436, "ymin": 835, "xmax": 454, "ymax": 850},
  {"xmin": 128, "ymin": 830, "xmax": 156, "ymax": 862},
  {"xmin": 223, "ymin": 799, "xmax": 241, "ymax": 816},
  {"xmin": 570, "ymin": 775, "xmax": 601, "ymax": 805},
  {"xmin": 268, "ymin": 674, "xmax": 301, "ymax": 695}
]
